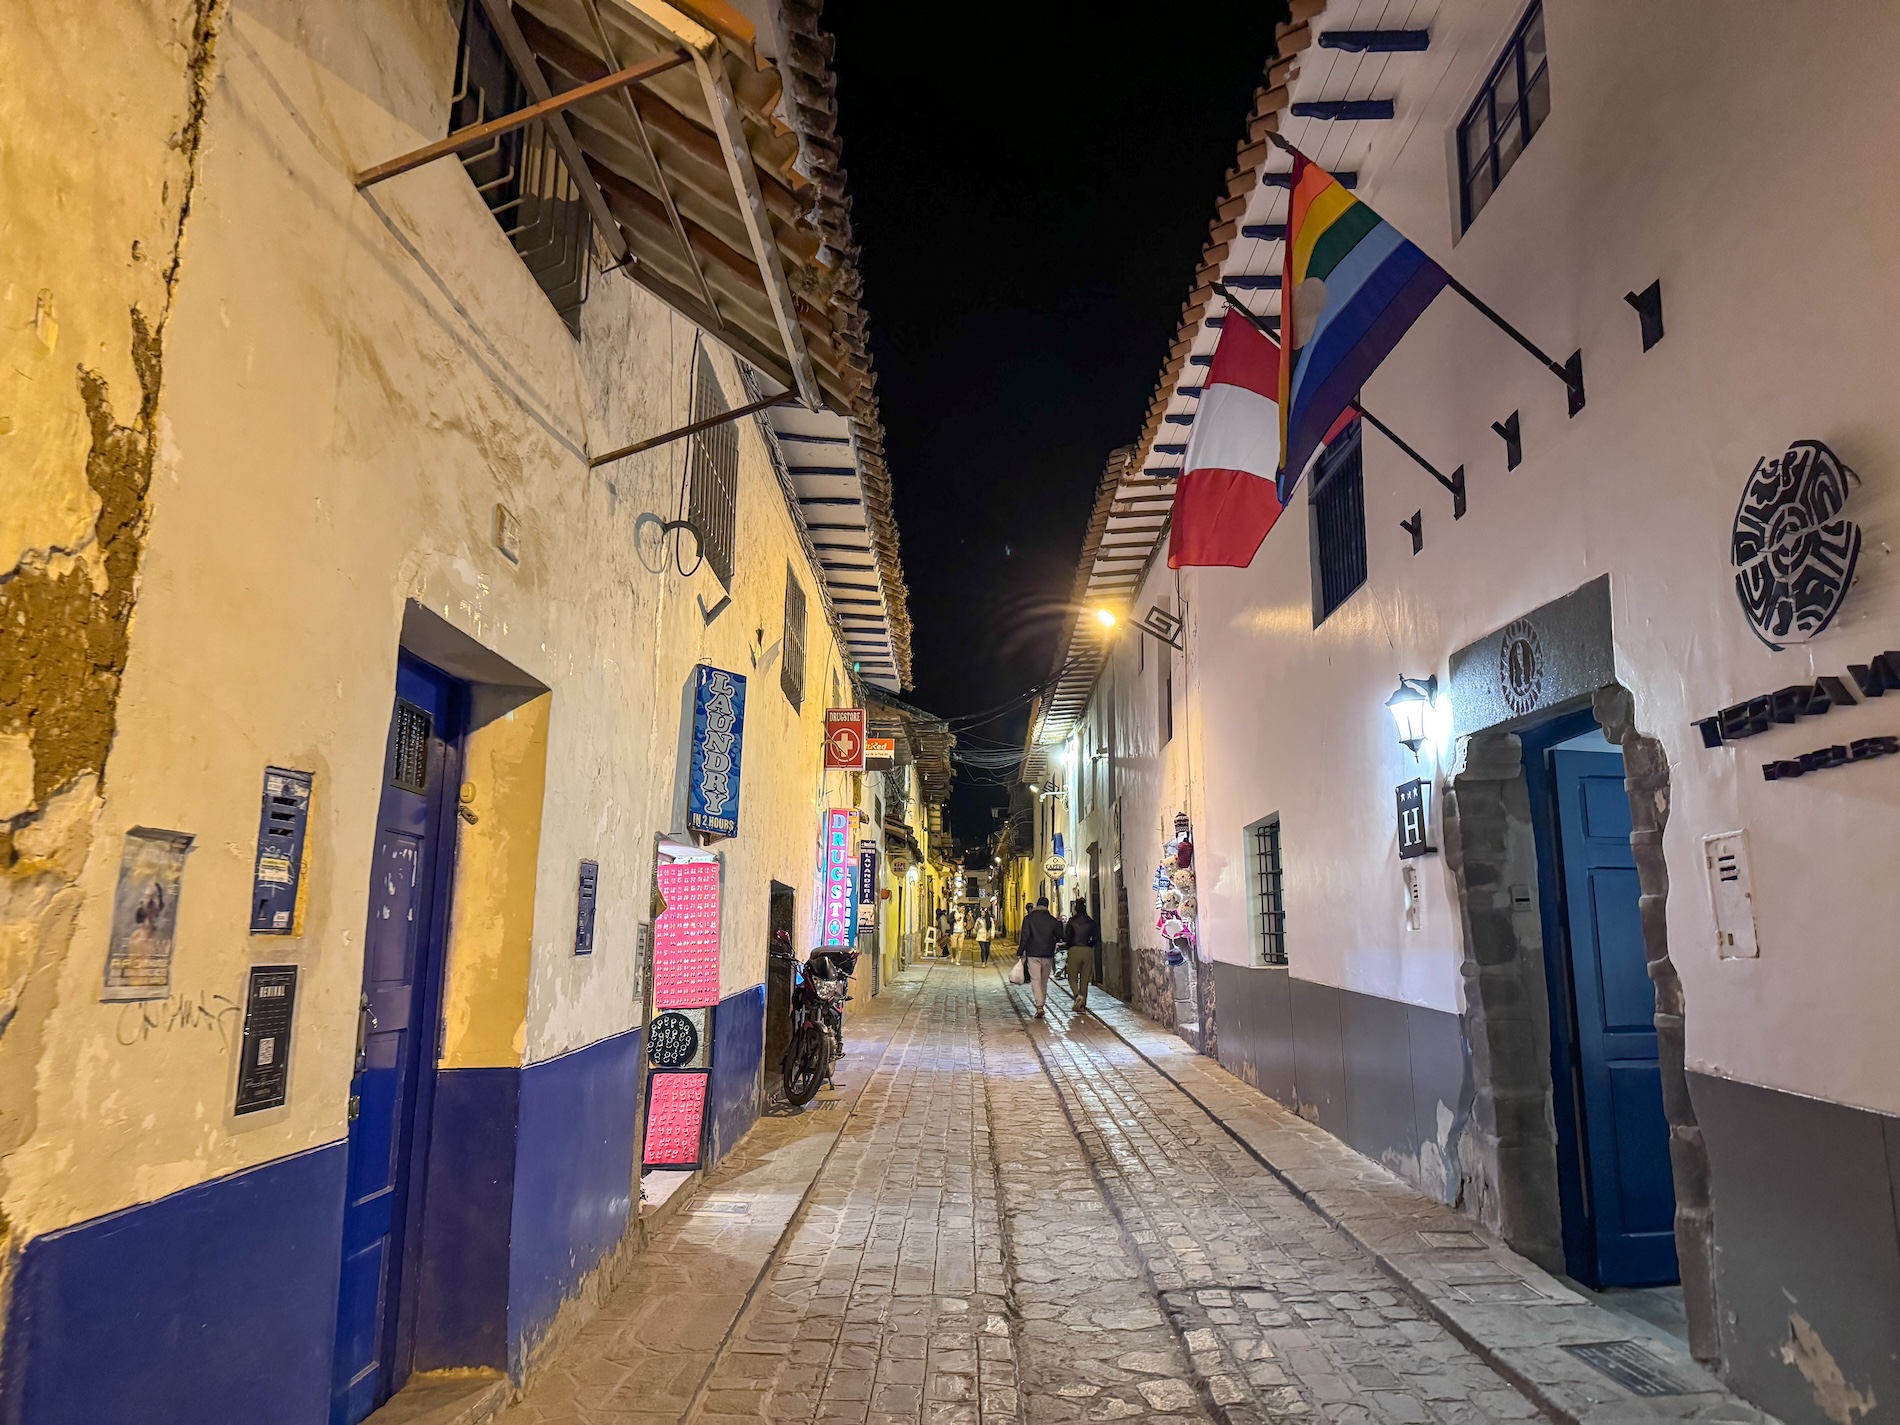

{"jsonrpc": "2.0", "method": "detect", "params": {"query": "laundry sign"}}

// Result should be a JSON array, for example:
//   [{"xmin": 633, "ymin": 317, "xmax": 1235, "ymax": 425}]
[{"xmin": 688, "ymin": 666, "xmax": 747, "ymax": 838}]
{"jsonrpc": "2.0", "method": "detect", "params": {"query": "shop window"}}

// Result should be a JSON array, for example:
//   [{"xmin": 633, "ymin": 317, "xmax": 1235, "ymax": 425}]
[
  {"xmin": 1457, "ymin": 2, "xmax": 1551, "ymax": 231},
  {"xmin": 686, "ymin": 349, "xmax": 739, "ymax": 588},
  {"xmin": 1310, "ymin": 421, "xmax": 1367, "ymax": 625},
  {"xmin": 451, "ymin": 0, "xmax": 592, "ymax": 335},
  {"xmin": 781, "ymin": 565, "xmax": 807, "ymax": 709},
  {"xmin": 1247, "ymin": 815, "xmax": 1287, "ymax": 966}
]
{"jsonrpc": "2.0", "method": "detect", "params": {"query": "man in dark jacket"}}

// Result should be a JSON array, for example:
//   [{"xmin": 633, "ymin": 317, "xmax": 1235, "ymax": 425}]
[
  {"xmin": 1017, "ymin": 896, "xmax": 1061, "ymax": 1018},
  {"xmin": 1063, "ymin": 898, "xmax": 1099, "ymax": 1014}
]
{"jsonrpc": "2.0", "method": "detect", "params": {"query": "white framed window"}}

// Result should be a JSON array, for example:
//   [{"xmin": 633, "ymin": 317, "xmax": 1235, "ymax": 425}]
[{"xmin": 1457, "ymin": 2, "xmax": 1551, "ymax": 230}]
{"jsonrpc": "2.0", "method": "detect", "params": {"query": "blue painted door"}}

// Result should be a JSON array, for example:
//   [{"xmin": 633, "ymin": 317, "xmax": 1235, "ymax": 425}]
[
  {"xmin": 1553, "ymin": 749, "xmax": 1678, "ymax": 1286},
  {"xmin": 332, "ymin": 660, "xmax": 460, "ymax": 1423}
]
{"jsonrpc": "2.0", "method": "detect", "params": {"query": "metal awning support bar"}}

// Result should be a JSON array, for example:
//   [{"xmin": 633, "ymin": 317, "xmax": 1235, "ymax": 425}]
[
  {"xmin": 693, "ymin": 50, "xmax": 823, "ymax": 409},
  {"xmin": 590, "ymin": 389, "xmax": 796, "ymax": 468},
  {"xmin": 354, "ymin": 49, "xmax": 689, "ymax": 188},
  {"xmin": 579, "ymin": 0, "xmax": 723, "ymax": 328},
  {"xmin": 475, "ymin": 0, "xmax": 634, "ymax": 267}
]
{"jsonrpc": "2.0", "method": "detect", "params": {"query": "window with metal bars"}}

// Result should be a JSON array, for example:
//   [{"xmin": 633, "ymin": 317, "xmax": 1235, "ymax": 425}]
[
  {"xmin": 687, "ymin": 350, "xmax": 739, "ymax": 587},
  {"xmin": 1309, "ymin": 421, "xmax": 1367, "ymax": 625},
  {"xmin": 1156, "ymin": 598, "xmax": 1174, "ymax": 746},
  {"xmin": 451, "ymin": 1, "xmax": 592, "ymax": 336},
  {"xmin": 781, "ymin": 565, "xmax": 807, "ymax": 709},
  {"xmin": 390, "ymin": 702, "xmax": 433, "ymax": 792},
  {"xmin": 1457, "ymin": 3, "xmax": 1551, "ymax": 231},
  {"xmin": 1248, "ymin": 815, "xmax": 1287, "ymax": 966}
]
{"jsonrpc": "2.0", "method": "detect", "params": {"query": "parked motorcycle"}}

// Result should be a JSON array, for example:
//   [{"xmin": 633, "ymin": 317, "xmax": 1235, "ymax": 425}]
[{"xmin": 776, "ymin": 945, "xmax": 858, "ymax": 1107}]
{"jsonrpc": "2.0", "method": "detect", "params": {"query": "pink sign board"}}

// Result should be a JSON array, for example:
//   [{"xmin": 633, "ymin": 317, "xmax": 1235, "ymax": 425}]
[
  {"xmin": 820, "ymin": 808, "xmax": 858, "ymax": 947},
  {"xmin": 642, "ymin": 1070, "xmax": 708, "ymax": 1168},
  {"xmin": 654, "ymin": 861, "xmax": 720, "ymax": 1009}
]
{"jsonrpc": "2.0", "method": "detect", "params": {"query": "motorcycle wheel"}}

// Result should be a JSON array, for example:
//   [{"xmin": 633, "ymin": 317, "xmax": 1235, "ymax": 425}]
[{"xmin": 783, "ymin": 1023, "xmax": 829, "ymax": 1107}]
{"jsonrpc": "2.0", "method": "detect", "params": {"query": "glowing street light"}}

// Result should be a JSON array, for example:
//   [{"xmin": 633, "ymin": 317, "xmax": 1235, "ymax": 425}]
[
  {"xmin": 1386, "ymin": 675, "xmax": 1439, "ymax": 757},
  {"xmin": 1093, "ymin": 608, "xmax": 1118, "ymax": 628}
]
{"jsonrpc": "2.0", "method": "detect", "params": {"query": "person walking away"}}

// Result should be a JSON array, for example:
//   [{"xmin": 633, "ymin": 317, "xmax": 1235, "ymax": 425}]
[
  {"xmin": 1017, "ymin": 896, "xmax": 1060, "ymax": 1018},
  {"xmin": 1064, "ymin": 898, "xmax": 1099, "ymax": 1014},
  {"xmin": 975, "ymin": 912, "xmax": 993, "ymax": 964},
  {"xmin": 937, "ymin": 907, "xmax": 953, "ymax": 958}
]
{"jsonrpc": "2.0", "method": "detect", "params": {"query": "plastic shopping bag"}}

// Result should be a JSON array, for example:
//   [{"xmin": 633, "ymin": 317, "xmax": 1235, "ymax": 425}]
[{"xmin": 1007, "ymin": 957, "xmax": 1027, "ymax": 985}]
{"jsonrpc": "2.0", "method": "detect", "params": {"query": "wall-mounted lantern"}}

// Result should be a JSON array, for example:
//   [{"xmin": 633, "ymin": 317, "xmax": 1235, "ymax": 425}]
[{"xmin": 1385, "ymin": 675, "xmax": 1439, "ymax": 757}]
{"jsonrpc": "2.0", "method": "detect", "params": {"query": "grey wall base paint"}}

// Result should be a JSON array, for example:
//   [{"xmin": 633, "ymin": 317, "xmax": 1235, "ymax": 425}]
[
  {"xmin": 1691, "ymin": 1071, "xmax": 1900, "ymax": 1425},
  {"xmin": 1210, "ymin": 964, "xmax": 1470, "ymax": 1207}
]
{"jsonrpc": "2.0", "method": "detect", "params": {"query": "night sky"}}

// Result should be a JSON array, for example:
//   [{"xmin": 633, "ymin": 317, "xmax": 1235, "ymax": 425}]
[{"xmin": 825, "ymin": 2, "xmax": 1288, "ymax": 842}]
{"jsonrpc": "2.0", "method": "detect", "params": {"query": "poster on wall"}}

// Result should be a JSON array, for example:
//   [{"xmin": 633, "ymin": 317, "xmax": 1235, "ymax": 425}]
[
  {"xmin": 102, "ymin": 826, "xmax": 194, "ymax": 1002},
  {"xmin": 641, "ymin": 1069, "xmax": 709, "ymax": 1171},
  {"xmin": 654, "ymin": 860, "xmax": 721, "ymax": 1009},
  {"xmin": 820, "ymin": 808, "xmax": 858, "ymax": 947},
  {"xmin": 687, "ymin": 666, "xmax": 747, "ymax": 838}
]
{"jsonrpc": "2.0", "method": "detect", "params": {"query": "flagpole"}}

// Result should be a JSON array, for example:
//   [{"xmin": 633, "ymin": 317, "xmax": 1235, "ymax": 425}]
[
  {"xmin": 1214, "ymin": 284, "xmax": 1465, "ymax": 518},
  {"xmin": 1438, "ymin": 275, "xmax": 1585, "ymax": 415},
  {"xmin": 1263, "ymin": 132, "xmax": 1584, "ymax": 415}
]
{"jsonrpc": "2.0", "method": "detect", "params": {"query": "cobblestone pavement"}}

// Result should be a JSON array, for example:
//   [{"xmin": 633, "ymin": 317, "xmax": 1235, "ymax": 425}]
[
  {"xmin": 495, "ymin": 965, "xmax": 1553, "ymax": 1425},
  {"xmin": 1011, "ymin": 980, "xmax": 1550, "ymax": 1425}
]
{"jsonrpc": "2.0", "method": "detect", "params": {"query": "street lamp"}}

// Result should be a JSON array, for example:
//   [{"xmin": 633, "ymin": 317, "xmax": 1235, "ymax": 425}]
[
  {"xmin": 1385, "ymin": 675, "xmax": 1439, "ymax": 757},
  {"xmin": 1093, "ymin": 608, "xmax": 1118, "ymax": 628}
]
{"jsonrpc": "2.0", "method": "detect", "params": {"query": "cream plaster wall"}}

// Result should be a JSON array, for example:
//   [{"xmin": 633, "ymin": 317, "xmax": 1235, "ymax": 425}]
[
  {"xmin": 3, "ymin": 0, "xmax": 864, "ymax": 1243},
  {"xmin": 1084, "ymin": 0, "xmax": 1900, "ymax": 1119}
]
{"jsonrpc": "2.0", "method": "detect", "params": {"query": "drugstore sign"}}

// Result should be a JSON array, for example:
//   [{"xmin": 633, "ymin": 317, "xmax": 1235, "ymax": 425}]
[{"xmin": 820, "ymin": 808, "xmax": 858, "ymax": 947}]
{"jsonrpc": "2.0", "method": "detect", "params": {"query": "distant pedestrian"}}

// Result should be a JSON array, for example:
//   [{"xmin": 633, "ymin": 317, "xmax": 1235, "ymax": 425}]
[
  {"xmin": 975, "ymin": 912, "xmax": 993, "ymax": 963},
  {"xmin": 1017, "ymin": 896, "xmax": 1060, "ymax": 1018},
  {"xmin": 1064, "ymin": 898, "xmax": 1099, "ymax": 1014},
  {"xmin": 937, "ymin": 907, "xmax": 952, "ymax": 957}
]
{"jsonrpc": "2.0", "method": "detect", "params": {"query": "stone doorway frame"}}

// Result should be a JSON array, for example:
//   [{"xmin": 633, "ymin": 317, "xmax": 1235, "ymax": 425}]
[{"xmin": 1442, "ymin": 682, "xmax": 1718, "ymax": 1366}]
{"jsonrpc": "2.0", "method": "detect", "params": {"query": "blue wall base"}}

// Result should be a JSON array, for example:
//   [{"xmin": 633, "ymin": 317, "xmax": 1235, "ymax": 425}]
[
  {"xmin": 1, "ymin": 1143, "xmax": 347, "ymax": 1425},
  {"xmin": 709, "ymin": 985, "xmax": 765, "ymax": 1164},
  {"xmin": 507, "ymin": 1027, "xmax": 642, "ymax": 1376}
]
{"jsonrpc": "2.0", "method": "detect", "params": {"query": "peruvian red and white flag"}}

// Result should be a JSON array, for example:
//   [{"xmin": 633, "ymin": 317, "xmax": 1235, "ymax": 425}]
[{"xmin": 1167, "ymin": 311, "xmax": 1286, "ymax": 568}]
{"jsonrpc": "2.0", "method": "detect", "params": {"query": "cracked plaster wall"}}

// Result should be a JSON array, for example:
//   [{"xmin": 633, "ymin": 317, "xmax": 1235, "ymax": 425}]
[
  {"xmin": 0, "ymin": 0, "xmax": 229, "ymax": 1279},
  {"xmin": 0, "ymin": 0, "xmax": 866, "ymax": 1279}
]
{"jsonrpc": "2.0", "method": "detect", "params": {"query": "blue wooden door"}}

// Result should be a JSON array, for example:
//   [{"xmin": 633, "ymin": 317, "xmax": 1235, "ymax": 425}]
[
  {"xmin": 332, "ymin": 660, "xmax": 459, "ymax": 1423},
  {"xmin": 1553, "ymin": 749, "xmax": 1678, "ymax": 1286}
]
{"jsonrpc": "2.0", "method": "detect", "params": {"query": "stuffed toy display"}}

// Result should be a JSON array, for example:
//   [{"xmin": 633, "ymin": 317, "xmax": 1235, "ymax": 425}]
[{"xmin": 1153, "ymin": 823, "xmax": 1198, "ymax": 965}]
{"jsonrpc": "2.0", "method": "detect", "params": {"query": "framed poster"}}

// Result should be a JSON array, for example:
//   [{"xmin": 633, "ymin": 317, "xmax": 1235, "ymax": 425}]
[{"xmin": 103, "ymin": 827, "xmax": 194, "ymax": 1001}]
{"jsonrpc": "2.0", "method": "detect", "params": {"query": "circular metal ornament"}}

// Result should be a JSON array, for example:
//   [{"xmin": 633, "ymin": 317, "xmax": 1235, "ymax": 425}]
[
  {"xmin": 1497, "ymin": 619, "xmax": 1545, "ymax": 717},
  {"xmin": 1731, "ymin": 439, "xmax": 1862, "ymax": 648},
  {"xmin": 647, "ymin": 1011, "xmax": 699, "ymax": 1068}
]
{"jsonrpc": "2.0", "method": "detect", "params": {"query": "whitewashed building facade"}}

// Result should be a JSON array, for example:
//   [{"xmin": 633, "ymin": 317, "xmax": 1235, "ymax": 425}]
[{"xmin": 1029, "ymin": 3, "xmax": 1900, "ymax": 1420}]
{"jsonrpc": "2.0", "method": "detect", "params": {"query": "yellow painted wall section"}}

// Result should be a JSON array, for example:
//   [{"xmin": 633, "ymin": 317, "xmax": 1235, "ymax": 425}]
[
  {"xmin": 440, "ymin": 695, "xmax": 550, "ymax": 1070},
  {"xmin": 1, "ymin": 0, "xmax": 870, "ymax": 1246}
]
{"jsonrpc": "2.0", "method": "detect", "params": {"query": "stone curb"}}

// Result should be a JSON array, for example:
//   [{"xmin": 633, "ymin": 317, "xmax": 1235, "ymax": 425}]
[
  {"xmin": 1066, "ymin": 986, "xmax": 1778, "ymax": 1425},
  {"xmin": 362, "ymin": 1370, "xmax": 510, "ymax": 1425}
]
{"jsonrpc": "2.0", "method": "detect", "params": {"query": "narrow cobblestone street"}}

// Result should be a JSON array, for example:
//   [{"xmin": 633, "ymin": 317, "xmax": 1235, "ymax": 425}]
[{"xmin": 495, "ymin": 965, "xmax": 1567, "ymax": 1425}]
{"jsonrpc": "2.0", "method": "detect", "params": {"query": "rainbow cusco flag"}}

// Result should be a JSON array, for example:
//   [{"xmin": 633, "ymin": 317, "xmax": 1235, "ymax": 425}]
[{"xmin": 1277, "ymin": 149, "xmax": 1447, "ymax": 497}]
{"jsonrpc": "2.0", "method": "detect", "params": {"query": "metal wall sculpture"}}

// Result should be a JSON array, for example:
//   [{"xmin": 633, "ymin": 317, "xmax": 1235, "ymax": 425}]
[{"xmin": 1732, "ymin": 439, "xmax": 1862, "ymax": 649}]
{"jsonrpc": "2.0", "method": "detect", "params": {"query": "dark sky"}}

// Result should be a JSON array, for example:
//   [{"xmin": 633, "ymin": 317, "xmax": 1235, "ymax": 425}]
[{"xmin": 825, "ymin": 2, "xmax": 1288, "ymax": 841}]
